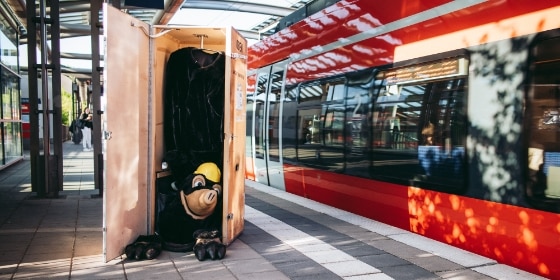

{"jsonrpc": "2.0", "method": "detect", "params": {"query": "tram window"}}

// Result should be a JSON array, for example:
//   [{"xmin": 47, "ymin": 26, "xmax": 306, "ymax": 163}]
[
  {"xmin": 296, "ymin": 79, "xmax": 346, "ymax": 172},
  {"xmin": 254, "ymin": 72, "xmax": 269, "ymax": 159},
  {"xmin": 322, "ymin": 107, "xmax": 345, "ymax": 146},
  {"xmin": 299, "ymin": 83, "xmax": 322, "ymax": 103},
  {"xmin": 344, "ymin": 73, "xmax": 376, "ymax": 178},
  {"xmin": 299, "ymin": 79, "xmax": 345, "ymax": 104},
  {"xmin": 246, "ymin": 95, "xmax": 254, "ymax": 158},
  {"xmin": 246, "ymin": 74, "xmax": 257, "ymax": 161},
  {"xmin": 526, "ymin": 34, "xmax": 560, "ymax": 205},
  {"xmin": 281, "ymin": 86, "xmax": 298, "ymax": 163},
  {"xmin": 326, "ymin": 82, "xmax": 345, "ymax": 101},
  {"xmin": 370, "ymin": 71, "xmax": 467, "ymax": 190},
  {"xmin": 296, "ymin": 108, "xmax": 345, "ymax": 171},
  {"xmin": 268, "ymin": 68, "xmax": 284, "ymax": 163}
]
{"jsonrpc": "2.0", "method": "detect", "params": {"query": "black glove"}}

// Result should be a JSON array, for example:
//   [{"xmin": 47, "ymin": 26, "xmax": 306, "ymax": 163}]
[
  {"xmin": 125, "ymin": 235, "xmax": 163, "ymax": 260},
  {"xmin": 193, "ymin": 229, "xmax": 226, "ymax": 261}
]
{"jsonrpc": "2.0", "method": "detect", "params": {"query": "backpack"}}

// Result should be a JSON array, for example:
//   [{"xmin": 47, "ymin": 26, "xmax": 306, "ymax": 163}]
[
  {"xmin": 72, "ymin": 128, "xmax": 82, "ymax": 144},
  {"xmin": 76, "ymin": 119, "xmax": 85, "ymax": 129},
  {"xmin": 71, "ymin": 121, "xmax": 83, "ymax": 144}
]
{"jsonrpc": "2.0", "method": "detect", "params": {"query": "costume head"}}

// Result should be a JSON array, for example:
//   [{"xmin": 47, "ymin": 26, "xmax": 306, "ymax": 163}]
[
  {"xmin": 156, "ymin": 161, "xmax": 223, "ymax": 252},
  {"xmin": 180, "ymin": 162, "xmax": 222, "ymax": 220}
]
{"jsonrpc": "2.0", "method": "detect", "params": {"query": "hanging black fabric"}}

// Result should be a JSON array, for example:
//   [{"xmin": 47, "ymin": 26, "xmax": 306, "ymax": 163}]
[
  {"xmin": 159, "ymin": 47, "xmax": 226, "ymax": 249},
  {"xmin": 163, "ymin": 47, "xmax": 225, "ymax": 184}
]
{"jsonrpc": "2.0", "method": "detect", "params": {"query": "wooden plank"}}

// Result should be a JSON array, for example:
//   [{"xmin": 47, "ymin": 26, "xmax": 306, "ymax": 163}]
[
  {"xmin": 103, "ymin": 4, "xmax": 151, "ymax": 262},
  {"xmin": 166, "ymin": 27, "xmax": 227, "ymax": 51},
  {"xmin": 222, "ymin": 27, "xmax": 247, "ymax": 245}
]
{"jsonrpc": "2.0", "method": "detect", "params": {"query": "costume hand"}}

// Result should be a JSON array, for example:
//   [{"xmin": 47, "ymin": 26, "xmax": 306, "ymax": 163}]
[
  {"xmin": 192, "ymin": 229, "xmax": 226, "ymax": 261},
  {"xmin": 125, "ymin": 235, "xmax": 163, "ymax": 260}
]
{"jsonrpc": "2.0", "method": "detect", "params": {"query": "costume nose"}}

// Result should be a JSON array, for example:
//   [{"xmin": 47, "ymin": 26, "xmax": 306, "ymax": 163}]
[{"xmin": 201, "ymin": 189, "xmax": 218, "ymax": 205}]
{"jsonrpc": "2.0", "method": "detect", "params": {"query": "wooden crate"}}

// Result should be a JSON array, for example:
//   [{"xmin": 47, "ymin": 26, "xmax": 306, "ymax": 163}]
[{"xmin": 102, "ymin": 4, "xmax": 247, "ymax": 261}]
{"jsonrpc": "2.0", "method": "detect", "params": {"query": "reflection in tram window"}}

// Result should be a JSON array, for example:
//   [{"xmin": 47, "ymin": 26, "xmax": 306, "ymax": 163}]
[
  {"xmin": 344, "ymin": 71, "xmax": 375, "ymax": 178},
  {"xmin": 370, "ymin": 69, "xmax": 467, "ymax": 191},
  {"xmin": 281, "ymin": 86, "xmax": 298, "ymax": 163},
  {"xmin": 526, "ymin": 32, "xmax": 560, "ymax": 207},
  {"xmin": 287, "ymin": 63, "xmax": 468, "ymax": 188},
  {"xmin": 268, "ymin": 68, "xmax": 284, "ymax": 163},
  {"xmin": 246, "ymin": 74, "xmax": 255, "ymax": 159},
  {"xmin": 254, "ymin": 72, "xmax": 269, "ymax": 159},
  {"xmin": 273, "ymin": 57, "xmax": 472, "ymax": 189},
  {"xmin": 296, "ymin": 79, "xmax": 346, "ymax": 172}
]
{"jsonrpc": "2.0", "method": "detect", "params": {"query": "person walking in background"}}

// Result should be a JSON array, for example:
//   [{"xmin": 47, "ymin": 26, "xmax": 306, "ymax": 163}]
[{"xmin": 80, "ymin": 107, "xmax": 93, "ymax": 151}]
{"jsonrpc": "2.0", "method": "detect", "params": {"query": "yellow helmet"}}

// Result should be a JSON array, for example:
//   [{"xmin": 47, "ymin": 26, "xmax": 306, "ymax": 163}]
[{"xmin": 194, "ymin": 162, "xmax": 221, "ymax": 183}]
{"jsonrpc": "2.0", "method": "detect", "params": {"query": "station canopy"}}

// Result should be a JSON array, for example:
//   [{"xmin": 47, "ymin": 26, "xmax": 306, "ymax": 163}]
[{"xmin": 6, "ymin": 0, "xmax": 323, "ymax": 78}]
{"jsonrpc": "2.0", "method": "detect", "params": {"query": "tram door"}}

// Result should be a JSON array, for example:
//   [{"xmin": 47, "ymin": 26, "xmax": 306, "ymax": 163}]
[
  {"xmin": 253, "ymin": 68, "xmax": 270, "ymax": 185},
  {"xmin": 253, "ymin": 62, "xmax": 287, "ymax": 190}
]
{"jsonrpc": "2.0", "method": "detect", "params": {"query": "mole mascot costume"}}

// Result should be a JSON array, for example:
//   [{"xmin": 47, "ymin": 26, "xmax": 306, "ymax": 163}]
[
  {"xmin": 157, "ymin": 162, "xmax": 226, "ymax": 261},
  {"xmin": 126, "ymin": 162, "xmax": 226, "ymax": 261},
  {"xmin": 125, "ymin": 46, "xmax": 227, "ymax": 261}
]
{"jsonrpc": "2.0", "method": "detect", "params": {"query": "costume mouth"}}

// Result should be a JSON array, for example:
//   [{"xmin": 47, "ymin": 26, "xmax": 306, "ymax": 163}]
[{"xmin": 180, "ymin": 189, "xmax": 217, "ymax": 220}]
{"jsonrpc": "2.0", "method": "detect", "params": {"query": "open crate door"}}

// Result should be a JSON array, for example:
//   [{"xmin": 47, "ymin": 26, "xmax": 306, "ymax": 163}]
[
  {"xmin": 102, "ymin": 4, "xmax": 151, "ymax": 261},
  {"xmin": 222, "ymin": 27, "xmax": 247, "ymax": 245}
]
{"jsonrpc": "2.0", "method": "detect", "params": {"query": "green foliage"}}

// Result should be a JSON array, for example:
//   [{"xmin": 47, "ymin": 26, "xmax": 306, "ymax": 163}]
[{"xmin": 61, "ymin": 88, "xmax": 73, "ymax": 126}]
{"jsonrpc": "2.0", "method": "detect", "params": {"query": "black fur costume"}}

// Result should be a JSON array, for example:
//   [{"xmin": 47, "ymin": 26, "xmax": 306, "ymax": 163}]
[
  {"xmin": 156, "ymin": 170, "xmax": 223, "ymax": 252},
  {"xmin": 127, "ymin": 168, "xmax": 225, "ymax": 261},
  {"xmin": 163, "ymin": 47, "xmax": 225, "ymax": 180}
]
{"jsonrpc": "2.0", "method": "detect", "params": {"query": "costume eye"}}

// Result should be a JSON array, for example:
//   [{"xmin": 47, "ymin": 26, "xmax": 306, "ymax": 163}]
[
  {"xmin": 212, "ymin": 184, "xmax": 222, "ymax": 195},
  {"xmin": 192, "ymin": 175, "xmax": 205, "ymax": 188}
]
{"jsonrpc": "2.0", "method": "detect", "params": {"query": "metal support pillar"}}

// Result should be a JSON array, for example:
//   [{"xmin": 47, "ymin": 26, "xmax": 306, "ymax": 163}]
[
  {"xmin": 91, "ymin": 0, "xmax": 103, "ymax": 197},
  {"xmin": 26, "ymin": 0, "xmax": 63, "ymax": 197},
  {"xmin": 51, "ymin": 0, "xmax": 64, "ymax": 192},
  {"xmin": 26, "ymin": 0, "xmax": 39, "ymax": 194}
]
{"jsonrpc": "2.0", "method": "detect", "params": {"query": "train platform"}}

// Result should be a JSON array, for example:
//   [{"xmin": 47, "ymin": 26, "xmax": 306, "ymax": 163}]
[{"xmin": 0, "ymin": 141, "xmax": 548, "ymax": 279}]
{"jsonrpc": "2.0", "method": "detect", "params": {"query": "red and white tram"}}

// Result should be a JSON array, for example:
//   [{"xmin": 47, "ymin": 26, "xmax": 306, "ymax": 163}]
[{"xmin": 245, "ymin": 0, "xmax": 560, "ymax": 278}]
